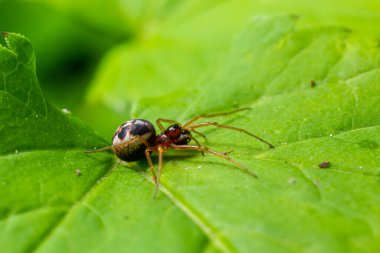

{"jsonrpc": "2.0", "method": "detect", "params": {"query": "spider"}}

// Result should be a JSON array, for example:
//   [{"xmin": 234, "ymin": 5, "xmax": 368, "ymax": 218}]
[{"xmin": 85, "ymin": 108, "xmax": 274, "ymax": 195}]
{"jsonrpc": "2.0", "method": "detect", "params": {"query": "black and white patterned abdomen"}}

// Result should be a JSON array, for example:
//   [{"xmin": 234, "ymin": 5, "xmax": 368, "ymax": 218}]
[{"xmin": 112, "ymin": 119, "xmax": 156, "ymax": 162}]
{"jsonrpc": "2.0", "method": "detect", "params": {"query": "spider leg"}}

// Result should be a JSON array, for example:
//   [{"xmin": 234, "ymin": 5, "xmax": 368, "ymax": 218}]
[
  {"xmin": 145, "ymin": 146, "xmax": 159, "ymax": 194},
  {"xmin": 172, "ymin": 144, "xmax": 258, "ymax": 178},
  {"xmin": 85, "ymin": 135, "xmax": 153, "ymax": 153},
  {"xmin": 85, "ymin": 136, "xmax": 140, "ymax": 153},
  {"xmin": 84, "ymin": 145, "xmax": 114, "ymax": 153},
  {"xmin": 176, "ymin": 134, "xmax": 204, "ymax": 156},
  {"xmin": 182, "ymin": 107, "xmax": 251, "ymax": 128},
  {"xmin": 222, "ymin": 150, "xmax": 234, "ymax": 155},
  {"xmin": 156, "ymin": 118, "xmax": 180, "ymax": 131},
  {"xmin": 189, "ymin": 136, "xmax": 205, "ymax": 156},
  {"xmin": 190, "ymin": 129, "xmax": 207, "ymax": 141},
  {"xmin": 155, "ymin": 146, "xmax": 164, "ymax": 198},
  {"xmin": 188, "ymin": 122, "xmax": 274, "ymax": 149}
]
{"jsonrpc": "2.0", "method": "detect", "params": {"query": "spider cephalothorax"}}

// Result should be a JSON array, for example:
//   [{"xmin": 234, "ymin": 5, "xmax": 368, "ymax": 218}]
[{"xmin": 156, "ymin": 124, "xmax": 192, "ymax": 147}]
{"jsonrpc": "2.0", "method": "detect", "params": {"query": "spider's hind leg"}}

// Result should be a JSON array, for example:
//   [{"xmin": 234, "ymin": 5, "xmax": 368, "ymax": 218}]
[
  {"xmin": 145, "ymin": 145, "xmax": 166, "ymax": 198},
  {"xmin": 145, "ymin": 147, "xmax": 159, "ymax": 197},
  {"xmin": 172, "ymin": 144, "xmax": 258, "ymax": 178}
]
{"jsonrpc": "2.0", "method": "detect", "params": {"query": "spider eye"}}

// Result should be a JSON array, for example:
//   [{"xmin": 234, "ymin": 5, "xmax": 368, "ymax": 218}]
[
  {"xmin": 168, "ymin": 124, "xmax": 180, "ymax": 131},
  {"xmin": 181, "ymin": 129, "xmax": 190, "ymax": 135}
]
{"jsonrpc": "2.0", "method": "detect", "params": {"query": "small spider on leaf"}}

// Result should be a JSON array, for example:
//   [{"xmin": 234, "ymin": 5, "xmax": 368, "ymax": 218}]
[{"xmin": 85, "ymin": 108, "xmax": 274, "ymax": 196}]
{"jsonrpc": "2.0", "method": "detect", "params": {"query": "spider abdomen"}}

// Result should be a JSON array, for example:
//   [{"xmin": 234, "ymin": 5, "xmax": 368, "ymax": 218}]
[{"xmin": 112, "ymin": 119, "xmax": 156, "ymax": 161}]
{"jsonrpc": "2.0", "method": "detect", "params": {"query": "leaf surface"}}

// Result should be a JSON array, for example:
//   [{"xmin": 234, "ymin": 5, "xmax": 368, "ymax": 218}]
[{"xmin": 1, "ymin": 14, "xmax": 380, "ymax": 253}]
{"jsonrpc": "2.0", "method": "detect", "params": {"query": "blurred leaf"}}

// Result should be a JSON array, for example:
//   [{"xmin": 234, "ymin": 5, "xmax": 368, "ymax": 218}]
[
  {"xmin": 32, "ymin": 0, "xmax": 130, "ymax": 36},
  {"xmin": 1, "ymin": 13, "xmax": 380, "ymax": 253},
  {"xmin": 0, "ymin": 33, "xmax": 106, "ymax": 153},
  {"xmin": 83, "ymin": 0, "xmax": 380, "ymax": 136},
  {"xmin": 3, "ymin": 0, "xmax": 380, "ymax": 120},
  {"xmin": 32, "ymin": 0, "xmax": 380, "ymax": 37},
  {"xmin": 0, "ymin": 1, "xmax": 127, "ymax": 110},
  {"xmin": 83, "ymin": 0, "xmax": 268, "ymax": 136}
]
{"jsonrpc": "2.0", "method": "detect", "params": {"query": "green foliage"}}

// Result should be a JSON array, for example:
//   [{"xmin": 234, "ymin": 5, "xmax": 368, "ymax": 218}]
[{"xmin": 1, "ymin": 1, "xmax": 380, "ymax": 253}]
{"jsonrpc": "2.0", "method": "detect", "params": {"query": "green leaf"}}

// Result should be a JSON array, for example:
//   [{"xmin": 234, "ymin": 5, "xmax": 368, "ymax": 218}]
[
  {"xmin": 83, "ymin": 0, "xmax": 380, "ymax": 136},
  {"xmin": 133, "ymin": 16, "xmax": 380, "ymax": 252},
  {"xmin": 2, "ymin": 14, "xmax": 380, "ymax": 253},
  {"xmin": 0, "ymin": 33, "xmax": 106, "ymax": 154},
  {"xmin": 0, "ymin": 33, "xmax": 206, "ymax": 253}
]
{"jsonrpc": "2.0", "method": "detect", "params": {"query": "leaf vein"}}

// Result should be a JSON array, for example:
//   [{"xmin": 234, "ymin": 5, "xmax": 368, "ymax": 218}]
[
  {"xmin": 29, "ymin": 159, "xmax": 119, "ymax": 253},
  {"xmin": 141, "ymin": 173, "xmax": 238, "ymax": 253}
]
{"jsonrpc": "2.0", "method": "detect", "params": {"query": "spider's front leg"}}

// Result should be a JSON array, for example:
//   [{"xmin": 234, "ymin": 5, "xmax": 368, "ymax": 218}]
[
  {"xmin": 156, "ymin": 118, "xmax": 180, "ymax": 131},
  {"xmin": 145, "ymin": 147, "xmax": 158, "ymax": 191},
  {"xmin": 182, "ymin": 107, "xmax": 250, "ymax": 127}
]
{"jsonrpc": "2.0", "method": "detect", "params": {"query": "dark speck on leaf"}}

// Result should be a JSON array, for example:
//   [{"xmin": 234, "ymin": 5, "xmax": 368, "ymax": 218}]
[
  {"xmin": 310, "ymin": 80, "xmax": 316, "ymax": 88},
  {"xmin": 318, "ymin": 161, "xmax": 330, "ymax": 169}
]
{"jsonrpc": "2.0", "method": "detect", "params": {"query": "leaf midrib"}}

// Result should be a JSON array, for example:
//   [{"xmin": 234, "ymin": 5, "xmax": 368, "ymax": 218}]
[{"xmin": 141, "ymin": 173, "xmax": 238, "ymax": 253}]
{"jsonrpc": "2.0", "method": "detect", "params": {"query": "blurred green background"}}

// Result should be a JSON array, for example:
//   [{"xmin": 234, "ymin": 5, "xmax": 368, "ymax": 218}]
[{"xmin": 1, "ymin": 0, "xmax": 380, "ymax": 138}]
